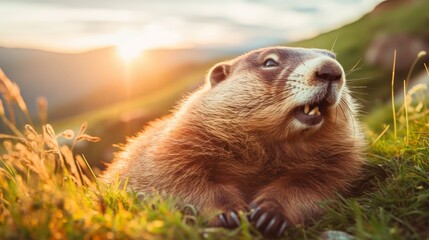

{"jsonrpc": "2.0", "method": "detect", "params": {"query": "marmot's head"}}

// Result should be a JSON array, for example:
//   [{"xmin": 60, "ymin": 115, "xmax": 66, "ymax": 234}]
[{"xmin": 199, "ymin": 46, "xmax": 356, "ymax": 140}]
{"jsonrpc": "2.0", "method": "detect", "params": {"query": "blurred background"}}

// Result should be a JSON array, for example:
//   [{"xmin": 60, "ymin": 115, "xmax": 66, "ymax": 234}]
[{"xmin": 0, "ymin": 0, "xmax": 428, "ymax": 172}]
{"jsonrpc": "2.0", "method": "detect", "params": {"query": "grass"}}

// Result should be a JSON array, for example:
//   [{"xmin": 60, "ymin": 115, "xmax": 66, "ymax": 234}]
[{"xmin": 1, "ymin": 54, "xmax": 429, "ymax": 240}]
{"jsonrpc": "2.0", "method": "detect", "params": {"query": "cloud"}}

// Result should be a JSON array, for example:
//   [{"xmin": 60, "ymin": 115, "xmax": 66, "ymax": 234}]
[{"xmin": 0, "ymin": 0, "xmax": 383, "ymax": 52}]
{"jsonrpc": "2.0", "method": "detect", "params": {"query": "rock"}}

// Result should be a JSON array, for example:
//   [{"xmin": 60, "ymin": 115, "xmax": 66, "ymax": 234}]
[
  {"xmin": 319, "ymin": 230, "xmax": 355, "ymax": 240},
  {"xmin": 365, "ymin": 33, "xmax": 429, "ymax": 71}
]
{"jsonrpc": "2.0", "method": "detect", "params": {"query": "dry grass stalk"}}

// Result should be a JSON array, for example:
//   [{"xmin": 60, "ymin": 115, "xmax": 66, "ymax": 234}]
[
  {"xmin": 37, "ymin": 96, "xmax": 48, "ymax": 125},
  {"xmin": 0, "ymin": 69, "xmax": 99, "ymax": 186},
  {"xmin": 391, "ymin": 50, "xmax": 397, "ymax": 140}
]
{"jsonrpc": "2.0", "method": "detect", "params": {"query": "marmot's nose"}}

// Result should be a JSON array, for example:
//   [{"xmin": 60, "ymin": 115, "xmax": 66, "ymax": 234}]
[{"xmin": 315, "ymin": 62, "xmax": 342, "ymax": 82}]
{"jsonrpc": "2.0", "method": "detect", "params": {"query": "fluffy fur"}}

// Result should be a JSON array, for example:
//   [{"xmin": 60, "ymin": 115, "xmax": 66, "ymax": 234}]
[{"xmin": 102, "ymin": 46, "xmax": 365, "ymax": 236}]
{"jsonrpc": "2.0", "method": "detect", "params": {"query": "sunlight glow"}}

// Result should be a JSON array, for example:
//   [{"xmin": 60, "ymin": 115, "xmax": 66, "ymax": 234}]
[
  {"xmin": 117, "ymin": 40, "xmax": 143, "ymax": 62},
  {"xmin": 115, "ymin": 25, "xmax": 183, "ymax": 62}
]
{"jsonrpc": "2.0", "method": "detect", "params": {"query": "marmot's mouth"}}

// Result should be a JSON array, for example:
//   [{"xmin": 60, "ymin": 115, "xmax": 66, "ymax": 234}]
[{"xmin": 293, "ymin": 98, "xmax": 330, "ymax": 126}]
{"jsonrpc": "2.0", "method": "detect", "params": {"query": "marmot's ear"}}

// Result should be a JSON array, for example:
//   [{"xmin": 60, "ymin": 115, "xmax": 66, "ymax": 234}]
[{"xmin": 208, "ymin": 63, "xmax": 230, "ymax": 86}]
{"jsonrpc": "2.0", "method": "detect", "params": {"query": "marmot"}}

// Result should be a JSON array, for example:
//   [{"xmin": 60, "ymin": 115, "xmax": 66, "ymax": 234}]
[{"xmin": 102, "ymin": 46, "xmax": 365, "ymax": 236}]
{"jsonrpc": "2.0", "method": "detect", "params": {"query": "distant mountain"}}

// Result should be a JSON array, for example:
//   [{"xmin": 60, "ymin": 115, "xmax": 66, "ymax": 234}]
[
  {"xmin": 0, "ymin": 47, "xmax": 123, "ymax": 117},
  {"xmin": 0, "ymin": 46, "xmax": 250, "ymax": 120}
]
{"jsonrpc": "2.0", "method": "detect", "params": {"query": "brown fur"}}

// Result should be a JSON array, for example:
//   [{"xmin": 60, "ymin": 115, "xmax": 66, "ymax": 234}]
[{"xmin": 102, "ymin": 46, "xmax": 365, "ymax": 234}]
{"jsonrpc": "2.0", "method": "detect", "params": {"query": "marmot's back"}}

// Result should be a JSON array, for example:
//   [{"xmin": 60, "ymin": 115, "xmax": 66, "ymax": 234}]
[{"xmin": 102, "ymin": 46, "xmax": 365, "ymax": 237}]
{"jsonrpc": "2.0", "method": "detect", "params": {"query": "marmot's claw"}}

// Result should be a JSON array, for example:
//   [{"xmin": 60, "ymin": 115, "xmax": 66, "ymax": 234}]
[
  {"xmin": 264, "ymin": 217, "xmax": 277, "ymax": 233},
  {"xmin": 255, "ymin": 212, "xmax": 268, "ymax": 228},
  {"xmin": 230, "ymin": 211, "xmax": 241, "ymax": 226},
  {"xmin": 248, "ymin": 201, "xmax": 288, "ymax": 237},
  {"xmin": 277, "ymin": 220, "xmax": 288, "ymax": 237},
  {"xmin": 217, "ymin": 211, "xmax": 241, "ymax": 228},
  {"xmin": 218, "ymin": 213, "xmax": 228, "ymax": 226},
  {"xmin": 249, "ymin": 206, "xmax": 261, "ymax": 220}
]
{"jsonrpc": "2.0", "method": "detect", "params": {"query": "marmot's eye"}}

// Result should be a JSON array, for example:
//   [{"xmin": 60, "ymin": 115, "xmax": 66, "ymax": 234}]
[{"xmin": 263, "ymin": 58, "xmax": 278, "ymax": 67}]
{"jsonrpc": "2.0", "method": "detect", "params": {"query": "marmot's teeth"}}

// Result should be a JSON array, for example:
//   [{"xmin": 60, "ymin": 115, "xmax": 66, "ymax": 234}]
[
  {"xmin": 304, "ymin": 104, "xmax": 310, "ymax": 114},
  {"xmin": 304, "ymin": 105, "xmax": 322, "ymax": 116},
  {"xmin": 308, "ymin": 106, "xmax": 319, "ymax": 116},
  {"xmin": 314, "ymin": 106, "xmax": 320, "ymax": 115}
]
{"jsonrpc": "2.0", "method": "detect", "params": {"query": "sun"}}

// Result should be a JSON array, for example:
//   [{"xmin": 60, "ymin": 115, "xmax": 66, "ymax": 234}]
[
  {"xmin": 114, "ymin": 26, "xmax": 184, "ymax": 63},
  {"xmin": 115, "ymin": 31, "xmax": 146, "ymax": 62},
  {"xmin": 116, "ymin": 40, "xmax": 143, "ymax": 62}
]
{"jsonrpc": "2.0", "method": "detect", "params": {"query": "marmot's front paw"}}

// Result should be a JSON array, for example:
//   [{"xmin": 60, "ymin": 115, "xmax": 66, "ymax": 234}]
[{"xmin": 248, "ymin": 200, "xmax": 288, "ymax": 237}]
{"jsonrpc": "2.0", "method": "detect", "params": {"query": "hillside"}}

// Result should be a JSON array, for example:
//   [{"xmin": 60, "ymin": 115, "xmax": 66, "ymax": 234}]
[{"xmin": 38, "ymin": 0, "xmax": 429, "ymax": 170}]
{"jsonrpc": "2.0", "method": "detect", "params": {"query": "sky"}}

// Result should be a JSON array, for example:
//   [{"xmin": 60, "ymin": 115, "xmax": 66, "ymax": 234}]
[{"xmin": 0, "ymin": 0, "xmax": 383, "ymax": 53}]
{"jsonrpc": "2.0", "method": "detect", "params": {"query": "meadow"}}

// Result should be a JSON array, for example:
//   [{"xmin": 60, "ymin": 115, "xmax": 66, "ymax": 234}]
[
  {"xmin": 1, "ymin": 1, "xmax": 429, "ymax": 238},
  {"xmin": 1, "ymin": 51, "xmax": 429, "ymax": 239}
]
